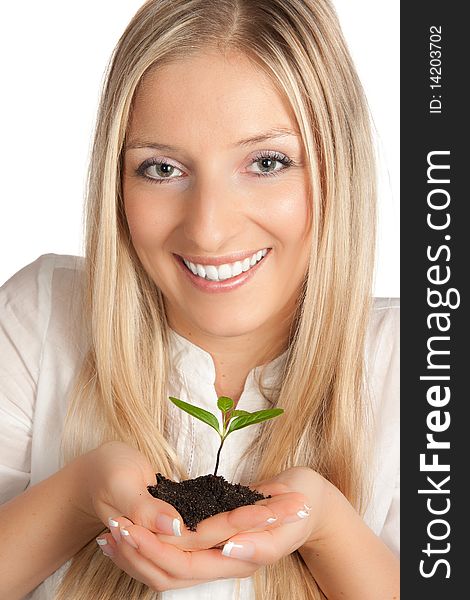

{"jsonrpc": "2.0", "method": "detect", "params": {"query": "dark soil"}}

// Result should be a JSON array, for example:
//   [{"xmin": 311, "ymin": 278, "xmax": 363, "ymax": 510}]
[{"xmin": 147, "ymin": 473, "xmax": 270, "ymax": 532}]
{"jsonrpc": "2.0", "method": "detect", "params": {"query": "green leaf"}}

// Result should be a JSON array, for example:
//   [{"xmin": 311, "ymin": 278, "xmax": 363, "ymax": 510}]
[
  {"xmin": 169, "ymin": 397, "xmax": 220, "ymax": 435},
  {"xmin": 231, "ymin": 409, "xmax": 251, "ymax": 417},
  {"xmin": 217, "ymin": 396, "xmax": 234, "ymax": 413},
  {"xmin": 227, "ymin": 408, "xmax": 284, "ymax": 435}
]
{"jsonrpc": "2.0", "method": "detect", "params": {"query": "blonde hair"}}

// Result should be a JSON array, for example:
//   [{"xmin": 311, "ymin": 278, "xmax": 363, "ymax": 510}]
[{"xmin": 56, "ymin": 0, "xmax": 376, "ymax": 598}]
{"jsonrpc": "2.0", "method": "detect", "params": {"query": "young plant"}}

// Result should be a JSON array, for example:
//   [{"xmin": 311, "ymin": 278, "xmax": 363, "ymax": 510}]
[{"xmin": 169, "ymin": 395, "xmax": 284, "ymax": 476}]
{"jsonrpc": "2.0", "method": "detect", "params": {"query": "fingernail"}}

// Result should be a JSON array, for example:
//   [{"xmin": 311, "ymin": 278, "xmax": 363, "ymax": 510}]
[
  {"xmin": 108, "ymin": 517, "xmax": 121, "ymax": 542},
  {"xmin": 222, "ymin": 540, "xmax": 256, "ymax": 560},
  {"xmin": 155, "ymin": 514, "xmax": 182, "ymax": 536},
  {"xmin": 96, "ymin": 537, "xmax": 114, "ymax": 557},
  {"xmin": 254, "ymin": 516, "xmax": 277, "ymax": 528},
  {"xmin": 283, "ymin": 504, "xmax": 312, "ymax": 524},
  {"xmin": 120, "ymin": 528, "xmax": 139, "ymax": 549}
]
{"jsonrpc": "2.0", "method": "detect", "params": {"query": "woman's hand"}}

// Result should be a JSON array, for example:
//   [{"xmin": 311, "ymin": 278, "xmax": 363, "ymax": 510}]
[
  {"xmin": 78, "ymin": 441, "xmax": 185, "ymax": 538},
  {"xmin": 96, "ymin": 467, "xmax": 326, "ymax": 591}
]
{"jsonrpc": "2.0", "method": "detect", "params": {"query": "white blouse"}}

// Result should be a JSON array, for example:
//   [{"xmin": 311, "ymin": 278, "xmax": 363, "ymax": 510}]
[{"xmin": 0, "ymin": 254, "xmax": 399, "ymax": 599}]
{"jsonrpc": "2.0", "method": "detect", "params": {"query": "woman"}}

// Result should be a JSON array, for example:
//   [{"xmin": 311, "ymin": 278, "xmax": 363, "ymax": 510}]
[{"xmin": 0, "ymin": 0, "xmax": 399, "ymax": 598}]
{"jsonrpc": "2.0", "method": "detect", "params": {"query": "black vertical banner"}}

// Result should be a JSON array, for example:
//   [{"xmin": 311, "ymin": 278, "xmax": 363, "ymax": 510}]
[{"xmin": 401, "ymin": 2, "xmax": 468, "ymax": 598}]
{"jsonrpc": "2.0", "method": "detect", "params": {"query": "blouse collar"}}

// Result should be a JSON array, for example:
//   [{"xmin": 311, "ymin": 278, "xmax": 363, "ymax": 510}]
[{"xmin": 168, "ymin": 327, "xmax": 289, "ymax": 390}]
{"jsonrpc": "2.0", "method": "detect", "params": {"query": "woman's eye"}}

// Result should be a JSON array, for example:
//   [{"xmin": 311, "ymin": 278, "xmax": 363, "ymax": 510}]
[
  {"xmin": 136, "ymin": 159, "xmax": 184, "ymax": 183},
  {"xmin": 248, "ymin": 152, "xmax": 293, "ymax": 177}
]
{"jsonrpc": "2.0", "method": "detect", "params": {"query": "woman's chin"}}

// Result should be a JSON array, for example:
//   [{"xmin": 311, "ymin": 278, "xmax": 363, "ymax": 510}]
[
  {"xmin": 171, "ymin": 307, "xmax": 268, "ymax": 340},
  {"xmin": 191, "ymin": 317, "xmax": 264, "ymax": 340}
]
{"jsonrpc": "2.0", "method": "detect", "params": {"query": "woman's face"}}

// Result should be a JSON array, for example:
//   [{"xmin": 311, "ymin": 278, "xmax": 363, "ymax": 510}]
[{"xmin": 123, "ymin": 50, "xmax": 312, "ymax": 343}]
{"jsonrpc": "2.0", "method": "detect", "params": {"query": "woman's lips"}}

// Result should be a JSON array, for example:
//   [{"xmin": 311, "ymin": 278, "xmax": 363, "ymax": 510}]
[{"xmin": 173, "ymin": 249, "xmax": 271, "ymax": 294}]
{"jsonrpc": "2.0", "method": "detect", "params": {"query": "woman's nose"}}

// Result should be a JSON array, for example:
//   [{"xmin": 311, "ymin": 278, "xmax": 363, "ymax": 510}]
[{"xmin": 182, "ymin": 176, "xmax": 242, "ymax": 252}]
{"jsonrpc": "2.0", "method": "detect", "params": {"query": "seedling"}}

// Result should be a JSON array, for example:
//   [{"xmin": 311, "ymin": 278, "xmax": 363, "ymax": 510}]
[
  {"xmin": 147, "ymin": 396, "xmax": 284, "ymax": 530},
  {"xmin": 169, "ymin": 395, "xmax": 284, "ymax": 476}
]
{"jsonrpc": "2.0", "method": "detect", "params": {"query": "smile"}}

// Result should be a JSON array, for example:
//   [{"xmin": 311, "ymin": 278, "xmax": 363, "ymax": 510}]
[{"xmin": 181, "ymin": 248, "xmax": 268, "ymax": 281}]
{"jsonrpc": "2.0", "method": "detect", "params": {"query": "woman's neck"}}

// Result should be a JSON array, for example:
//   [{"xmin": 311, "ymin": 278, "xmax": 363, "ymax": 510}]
[{"xmin": 168, "ymin": 314, "xmax": 292, "ymax": 406}]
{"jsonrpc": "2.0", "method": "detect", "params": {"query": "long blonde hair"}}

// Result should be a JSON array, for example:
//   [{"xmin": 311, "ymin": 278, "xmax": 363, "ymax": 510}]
[{"xmin": 56, "ymin": 1, "xmax": 376, "ymax": 598}]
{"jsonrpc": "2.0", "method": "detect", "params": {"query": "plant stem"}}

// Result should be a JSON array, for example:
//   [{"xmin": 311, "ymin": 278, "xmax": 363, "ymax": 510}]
[{"xmin": 213, "ymin": 438, "xmax": 226, "ymax": 476}]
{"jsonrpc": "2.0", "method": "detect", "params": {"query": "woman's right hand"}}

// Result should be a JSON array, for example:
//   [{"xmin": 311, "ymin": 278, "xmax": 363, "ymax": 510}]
[{"xmin": 80, "ymin": 441, "xmax": 184, "ymax": 538}]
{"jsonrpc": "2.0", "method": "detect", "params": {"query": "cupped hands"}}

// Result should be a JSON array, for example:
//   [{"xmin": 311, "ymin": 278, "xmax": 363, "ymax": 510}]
[{"xmin": 96, "ymin": 465, "xmax": 328, "ymax": 592}]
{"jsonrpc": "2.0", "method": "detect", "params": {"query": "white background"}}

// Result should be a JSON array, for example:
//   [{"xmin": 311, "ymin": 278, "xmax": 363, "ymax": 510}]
[{"xmin": 0, "ymin": 1, "xmax": 399, "ymax": 295}]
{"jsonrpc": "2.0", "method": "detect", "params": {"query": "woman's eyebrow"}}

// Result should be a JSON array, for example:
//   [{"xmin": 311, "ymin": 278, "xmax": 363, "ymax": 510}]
[
  {"xmin": 232, "ymin": 127, "xmax": 300, "ymax": 147},
  {"xmin": 125, "ymin": 127, "xmax": 300, "ymax": 152}
]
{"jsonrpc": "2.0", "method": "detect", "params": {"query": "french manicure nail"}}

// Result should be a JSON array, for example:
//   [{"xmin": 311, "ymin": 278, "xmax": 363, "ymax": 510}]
[
  {"xmin": 120, "ymin": 528, "xmax": 139, "ymax": 549},
  {"xmin": 96, "ymin": 537, "xmax": 114, "ymax": 557},
  {"xmin": 155, "ymin": 514, "xmax": 182, "ymax": 536},
  {"xmin": 254, "ymin": 516, "xmax": 278, "ymax": 528},
  {"xmin": 283, "ymin": 504, "xmax": 312, "ymax": 523},
  {"xmin": 222, "ymin": 540, "xmax": 256, "ymax": 560},
  {"xmin": 108, "ymin": 517, "xmax": 121, "ymax": 542}
]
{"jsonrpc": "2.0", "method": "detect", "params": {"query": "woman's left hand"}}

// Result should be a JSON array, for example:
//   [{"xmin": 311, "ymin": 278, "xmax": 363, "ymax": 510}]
[
  {"xmin": 98, "ymin": 467, "xmax": 329, "ymax": 588},
  {"xmin": 210, "ymin": 466, "xmax": 328, "ymax": 561}
]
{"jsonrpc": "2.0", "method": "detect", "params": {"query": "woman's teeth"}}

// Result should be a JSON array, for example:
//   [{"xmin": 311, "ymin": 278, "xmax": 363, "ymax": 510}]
[{"xmin": 182, "ymin": 248, "xmax": 268, "ymax": 281}]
